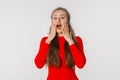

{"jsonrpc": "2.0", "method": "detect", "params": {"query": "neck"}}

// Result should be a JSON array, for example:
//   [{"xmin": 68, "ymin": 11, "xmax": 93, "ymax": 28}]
[{"xmin": 58, "ymin": 33, "xmax": 63, "ymax": 37}]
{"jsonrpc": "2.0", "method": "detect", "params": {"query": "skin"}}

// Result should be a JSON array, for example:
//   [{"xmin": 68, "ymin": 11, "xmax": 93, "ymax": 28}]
[{"xmin": 45, "ymin": 10, "xmax": 74, "ymax": 45}]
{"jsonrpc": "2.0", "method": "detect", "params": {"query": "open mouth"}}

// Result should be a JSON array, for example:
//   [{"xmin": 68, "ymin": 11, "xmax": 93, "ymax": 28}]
[{"xmin": 57, "ymin": 25, "xmax": 61, "ymax": 29}]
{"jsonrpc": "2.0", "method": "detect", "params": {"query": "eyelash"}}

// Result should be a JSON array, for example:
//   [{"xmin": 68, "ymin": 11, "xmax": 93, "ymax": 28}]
[
  {"xmin": 61, "ymin": 17, "xmax": 65, "ymax": 19},
  {"xmin": 53, "ymin": 17, "xmax": 57, "ymax": 19},
  {"xmin": 53, "ymin": 17, "xmax": 65, "ymax": 20}
]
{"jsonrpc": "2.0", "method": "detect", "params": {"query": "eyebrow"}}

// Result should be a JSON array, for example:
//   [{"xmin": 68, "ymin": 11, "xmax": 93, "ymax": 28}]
[
  {"xmin": 60, "ymin": 14, "xmax": 65, "ymax": 16},
  {"xmin": 53, "ymin": 14, "xmax": 65, "ymax": 16}
]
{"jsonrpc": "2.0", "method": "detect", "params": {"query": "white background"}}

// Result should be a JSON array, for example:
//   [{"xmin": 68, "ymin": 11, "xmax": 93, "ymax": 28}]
[{"xmin": 0, "ymin": 0, "xmax": 120, "ymax": 80}]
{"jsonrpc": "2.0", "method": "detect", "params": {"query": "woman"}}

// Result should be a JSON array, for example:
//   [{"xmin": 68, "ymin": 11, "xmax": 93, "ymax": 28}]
[{"xmin": 34, "ymin": 7, "xmax": 86, "ymax": 80}]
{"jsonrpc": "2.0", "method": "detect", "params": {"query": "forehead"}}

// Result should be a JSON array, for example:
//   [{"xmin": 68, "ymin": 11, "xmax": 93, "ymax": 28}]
[{"xmin": 52, "ymin": 10, "xmax": 66, "ymax": 16}]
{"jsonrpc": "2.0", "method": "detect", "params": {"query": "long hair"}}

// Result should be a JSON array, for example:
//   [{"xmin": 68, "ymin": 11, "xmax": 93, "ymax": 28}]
[{"xmin": 46, "ymin": 7, "xmax": 78, "ymax": 69}]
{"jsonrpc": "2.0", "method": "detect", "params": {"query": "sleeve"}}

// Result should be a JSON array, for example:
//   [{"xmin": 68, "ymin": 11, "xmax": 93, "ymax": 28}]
[
  {"xmin": 34, "ymin": 37, "xmax": 50, "ymax": 69},
  {"xmin": 69, "ymin": 36, "xmax": 86, "ymax": 68}
]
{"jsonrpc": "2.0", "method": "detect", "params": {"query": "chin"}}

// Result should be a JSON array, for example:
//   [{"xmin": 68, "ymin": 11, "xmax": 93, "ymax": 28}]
[{"xmin": 57, "ymin": 31, "xmax": 63, "ymax": 34}]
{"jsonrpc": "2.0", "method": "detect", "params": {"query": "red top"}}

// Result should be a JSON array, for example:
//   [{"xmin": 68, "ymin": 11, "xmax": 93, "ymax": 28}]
[{"xmin": 34, "ymin": 36, "xmax": 86, "ymax": 80}]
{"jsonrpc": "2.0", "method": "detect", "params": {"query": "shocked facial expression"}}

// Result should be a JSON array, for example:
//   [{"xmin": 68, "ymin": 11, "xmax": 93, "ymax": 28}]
[{"xmin": 51, "ymin": 10, "xmax": 68, "ymax": 34}]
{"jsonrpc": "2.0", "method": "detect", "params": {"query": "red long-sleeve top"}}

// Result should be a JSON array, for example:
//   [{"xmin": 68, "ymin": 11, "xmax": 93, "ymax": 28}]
[{"xmin": 34, "ymin": 36, "xmax": 86, "ymax": 80}]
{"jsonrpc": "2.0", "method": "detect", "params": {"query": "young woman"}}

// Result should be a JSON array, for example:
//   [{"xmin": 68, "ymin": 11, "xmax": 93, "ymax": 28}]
[{"xmin": 34, "ymin": 7, "xmax": 86, "ymax": 80}]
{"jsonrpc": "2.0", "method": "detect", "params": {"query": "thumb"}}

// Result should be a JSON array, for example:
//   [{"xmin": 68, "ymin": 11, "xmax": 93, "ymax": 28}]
[
  {"xmin": 47, "ymin": 31, "xmax": 50, "ymax": 35},
  {"xmin": 70, "ymin": 31, "xmax": 72, "ymax": 37}
]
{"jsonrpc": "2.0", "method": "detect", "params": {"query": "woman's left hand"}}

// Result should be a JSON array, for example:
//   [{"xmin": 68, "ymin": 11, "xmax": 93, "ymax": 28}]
[{"xmin": 62, "ymin": 24, "xmax": 74, "ymax": 45}]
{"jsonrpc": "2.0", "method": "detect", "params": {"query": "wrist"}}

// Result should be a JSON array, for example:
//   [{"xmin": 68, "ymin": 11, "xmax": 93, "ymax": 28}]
[
  {"xmin": 45, "ymin": 38, "xmax": 52, "ymax": 44},
  {"xmin": 68, "ymin": 39, "xmax": 74, "ymax": 45}
]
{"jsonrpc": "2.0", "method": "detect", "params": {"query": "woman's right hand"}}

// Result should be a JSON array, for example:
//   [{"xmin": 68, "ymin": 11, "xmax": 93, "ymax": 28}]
[{"xmin": 45, "ymin": 23, "xmax": 57, "ymax": 44}]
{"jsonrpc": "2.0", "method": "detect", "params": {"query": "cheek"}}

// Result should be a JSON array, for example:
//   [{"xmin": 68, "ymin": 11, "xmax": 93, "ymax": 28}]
[
  {"xmin": 51, "ymin": 20, "xmax": 56, "ymax": 24},
  {"xmin": 61, "ymin": 26, "xmax": 64, "ymax": 30},
  {"xmin": 61, "ymin": 19, "xmax": 68, "ymax": 24}
]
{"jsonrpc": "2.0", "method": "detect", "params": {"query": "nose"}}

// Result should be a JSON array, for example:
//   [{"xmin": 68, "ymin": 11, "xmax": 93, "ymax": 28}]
[{"xmin": 57, "ymin": 18, "xmax": 60, "ymax": 22}]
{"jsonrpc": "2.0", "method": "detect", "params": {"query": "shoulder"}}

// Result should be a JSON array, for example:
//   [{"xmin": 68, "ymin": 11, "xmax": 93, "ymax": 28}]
[
  {"xmin": 40, "ymin": 36, "xmax": 48, "ymax": 42},
  {"xmin": 75, "ymin": 36, "xmax": 84, "ymax": 45},
  {"xmin": 75, "ymin": 36, "xmax": 83, "ymax": 42},
  {"xmin": 41, "ymin": 36, "xmax": 48, "ymax": 40}
]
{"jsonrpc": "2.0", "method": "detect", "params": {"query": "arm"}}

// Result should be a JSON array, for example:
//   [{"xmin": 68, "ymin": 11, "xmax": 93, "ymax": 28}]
[
  {"xmin": 69, "ymin": 36, "xmax": 86, "ymax": 68},
  {"xmin": 34, "ymin": 37, "xmax": 50, "ymax": 69}
]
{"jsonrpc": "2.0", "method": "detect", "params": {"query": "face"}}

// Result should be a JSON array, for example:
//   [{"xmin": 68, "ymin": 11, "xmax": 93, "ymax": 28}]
[{"xmin": 51, "ymin": 10, "xmax": 68, "ymax": 34}]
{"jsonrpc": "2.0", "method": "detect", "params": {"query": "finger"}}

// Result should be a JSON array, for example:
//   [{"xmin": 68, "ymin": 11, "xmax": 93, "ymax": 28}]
[
  {"xmin": 52, "ymin": 23, "xmax": 55, "ymax": 26},
  {"xmin": 51, "ymin": 23, "xmax": 54, "ymax": 26},
  {"xmin": 64, "ymin": 23, "xmax": 68, "ymax": 28},
  {"xmin": 52, "ymin": 23, "xmax": 56, "ymax": 27},
  {"xmin": 51, "ymin": 23, "xmax": 56, "ymax": 30},
  {"xmin": 54, "ymin": 24, "xmax": 57, "ymax": 30},
  {"xmin": 66, "ymin": 24, "xmax": 69, "ymax": 31},
  {"xmin": 64, "ymin": 24, "xmax": 69, "ymax": 33},
  {"xmin": 63, "ymin": 24, "xmax": 66, "ymax": 32},
  {"xmin": 55, "ymin": 23, "xmax": 57, "ymax": 28},
  {"xmin": 61, "ymin": 26, "xmax": 65, "ymax": 34},
  {"xmin": 47, "ymin": 32, "xmax": 50, "ymax": 35},
  {"xmin": 49, "ymin": 25, "xmax": 52, "ymax": 32},
  {"xmin": 50, "ymin": 24, "xmax": 53, "ymax": 31},
  {"xmin": 67, "ymin": 24, "xmax": 68, "ymax": 27},
  {"xmin": 70, "ymin": 31, "xmax": 72, "ymax": 36},
  {"xmin": 61, "ymin": 23, "xmax": 64, "ymax": 28}
]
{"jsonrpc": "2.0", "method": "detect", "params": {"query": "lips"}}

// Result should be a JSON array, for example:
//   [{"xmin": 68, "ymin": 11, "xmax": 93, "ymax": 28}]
[
  {"xmin": 57, "ymin": 25, "xmax": 61, "ymax": 29},
  {"xmin": 57, "ymin": 25, "xmax": 61, "ymax": 27}
]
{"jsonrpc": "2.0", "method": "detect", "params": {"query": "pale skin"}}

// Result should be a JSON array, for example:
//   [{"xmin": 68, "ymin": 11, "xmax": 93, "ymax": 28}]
[{"xmin": 45, "ymin": 10, "xmax": 74, "ymax": 45}]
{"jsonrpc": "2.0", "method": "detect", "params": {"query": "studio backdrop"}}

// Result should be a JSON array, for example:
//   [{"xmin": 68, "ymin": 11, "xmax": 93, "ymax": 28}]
[{"xmin": 0, "ymin": 0, "xmax": 120, "ymax": 80}]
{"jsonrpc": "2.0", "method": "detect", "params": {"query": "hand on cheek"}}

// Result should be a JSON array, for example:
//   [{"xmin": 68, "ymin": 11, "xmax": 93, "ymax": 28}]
[
  {"xmin": 46, "ymin": 23, "xmax": 57, "ymax": 44},
  {"xmin": 62, "ymin": 24, "xmax": 74, "ymax": 45}
]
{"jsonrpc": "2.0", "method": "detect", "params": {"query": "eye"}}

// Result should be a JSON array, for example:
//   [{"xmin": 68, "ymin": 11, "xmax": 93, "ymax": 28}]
[
  {"xmin": 61, "ymin": 17, "xmax": 65, "ymax": 19},
  {"xmin": 53, "ymin": 17, "xmax": 57, "ymax": 20}
]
